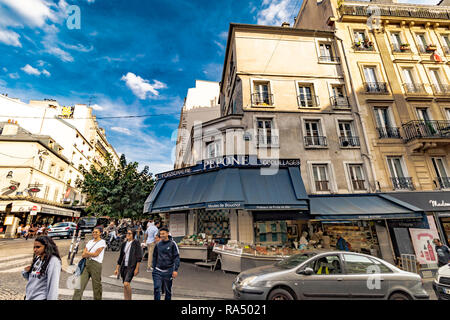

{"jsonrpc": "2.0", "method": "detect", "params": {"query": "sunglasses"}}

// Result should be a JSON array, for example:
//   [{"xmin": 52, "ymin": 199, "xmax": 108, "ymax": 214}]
[{"xmin": 127, "ymin": 232, "xmax": 133, "ymax": 235}]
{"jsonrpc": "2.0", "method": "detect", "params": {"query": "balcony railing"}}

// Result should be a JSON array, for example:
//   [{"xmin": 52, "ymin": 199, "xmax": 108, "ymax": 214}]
[
  {"xmin": 318, "ymin": 55, "xmax": 340, "ymax": 63},
  {"xmin": 354, "ymin": 42, "xmax": 375, "ymax": 51},
  {"xmin": 402, "ymin": 120, "xmax": 450, "ymax": 142},
  {"xmin": 418, "ymin": 44, "xmax": 438, "ymax": 53},
  {"xmin": 376, "ymin": 127, "xmax": 402, "ymax": 139},
  {"xmin": 352, "ymin": 179, "xmax": 366, "ymax": 191},
  {"xmin": 304, "ymin": 136, "xmax": 328, "ymax": 147},
  {"xmin": 298, "ymin": 95, "xmax": 319, "ymax": 108},
  {"xmin": 391, "ymin": 177, "xmax": 415, "ymax": 190},
  {"xmin": 340, "ymin": 4, "xmax": 450, "ymax": 20},
  {"xmin": 391, "ymin": 43, "xmax": 411, "ymax": 53},
  {"xmin": 315, "ymin": 180, "xmax": 330, "ymax": 192},
  {"xmin": 432, "ymin": 83, "xmax": 450, "ymax": 95},
  {"xmin": 257, "ymin": 134, "xmax": 279, "ymax": 147},
  {"xmin": 331, "ymin": 96, "xmax": 350, "ymax": 108},
  {"xmin": 339, "ymin": 136, "xmax": 360, "ymax": 147},
  {"xmin": 251, "ymin": 93, "xmax": 273, "ymax": 106},
  {"xmin": 437, "ymin": 177, "xmax": 450, "ymax": 189},
  {"xmin": 403, "ymin": 83, "xmax": 427, "ymax": 95},
  {"xmin": 364, "ymin": 82, "xmax": 388, "ymax": 94}
]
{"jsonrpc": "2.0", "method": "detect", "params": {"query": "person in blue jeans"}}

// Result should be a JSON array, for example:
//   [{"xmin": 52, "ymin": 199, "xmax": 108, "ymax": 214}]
[{"xmin": 152, "ymin": 227, "xmax": 180, "ymax": 300}]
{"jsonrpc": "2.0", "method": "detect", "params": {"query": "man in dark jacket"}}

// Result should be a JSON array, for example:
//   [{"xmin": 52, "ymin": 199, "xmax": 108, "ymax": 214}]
[
  {"xmin": 114, "ymin": 228, "xmax": 143, "ymax": 300},
  {"xmin": 433, "ymin": 238, "xmax": 450, "ymax": 267},
  {"xmin": 152, "ymin": 227, "xmax": 180, "ymax": 300}
]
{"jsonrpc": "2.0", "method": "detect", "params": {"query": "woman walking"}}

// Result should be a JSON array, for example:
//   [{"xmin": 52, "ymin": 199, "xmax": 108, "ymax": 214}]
[
  {"xmin": 22, "ymin": 236, "xmax": 61, "ymax": 300},
  {"xmin": 114, "ymin": 228, "xmax": 143, "ymax": 300},
  {"xmin": 72, "ymin": 227, "xmax": 107, "ymax": 300}
]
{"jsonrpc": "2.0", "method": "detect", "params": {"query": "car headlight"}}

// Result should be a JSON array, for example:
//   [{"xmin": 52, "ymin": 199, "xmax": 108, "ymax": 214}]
[{"xmin": 240, "ymin": 276, "xmax": 258, "ymax": 287}]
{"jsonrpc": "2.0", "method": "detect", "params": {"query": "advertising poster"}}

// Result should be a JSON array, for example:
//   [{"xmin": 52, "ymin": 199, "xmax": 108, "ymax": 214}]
[
  {"xmin": 169, "ymin": 213, "xmax": 186, "ymax": 237},
  {"xmin": 409, "ymin": 216, "xmax": 440, "ymax": 265}
]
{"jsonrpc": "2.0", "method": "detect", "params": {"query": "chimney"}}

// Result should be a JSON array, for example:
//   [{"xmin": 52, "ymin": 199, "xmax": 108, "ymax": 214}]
[
  {"xmin": 281, "ymin": 22, "xmax": 290, "ymax": 28},
  {"xmin": 2, "ymin": 120, "xmax": 19, "ymax": 136}
]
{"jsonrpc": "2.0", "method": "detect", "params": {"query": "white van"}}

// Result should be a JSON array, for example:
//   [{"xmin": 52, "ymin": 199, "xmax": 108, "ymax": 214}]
[{"xmin": 433, "ymin": 264, "xmax": 450, "ymax": 300}]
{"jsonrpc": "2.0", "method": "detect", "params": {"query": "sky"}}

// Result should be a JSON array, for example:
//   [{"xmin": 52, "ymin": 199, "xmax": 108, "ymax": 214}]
[{"xmin": 0, "ymin": 0, "xmax": 440, "ymax": 175}]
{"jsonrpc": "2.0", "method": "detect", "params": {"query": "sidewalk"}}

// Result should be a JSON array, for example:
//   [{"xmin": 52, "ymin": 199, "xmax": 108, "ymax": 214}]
[{"xmin": 62, "ymin": 250, "xmax": 236, "ymax": 300}]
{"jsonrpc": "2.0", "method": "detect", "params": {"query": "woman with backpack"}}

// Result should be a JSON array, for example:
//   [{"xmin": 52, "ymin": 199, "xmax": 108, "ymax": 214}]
[
  {"xmin": 114, "ymin": 228, "xmax": 143, "ymax": 300},
  {"xmin": 22, "ymin": 236, "xmax": 62, "ymax": 300}
]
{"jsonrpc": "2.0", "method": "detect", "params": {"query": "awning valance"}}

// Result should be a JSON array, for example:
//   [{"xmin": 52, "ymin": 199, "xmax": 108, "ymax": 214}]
[
  {"xmin": 144, "ymin": 167, "xmax": 309, "ymax": 213},
  {"xmin": 310, "ymin": 194, "xmax": 425, "ymax": 220}
]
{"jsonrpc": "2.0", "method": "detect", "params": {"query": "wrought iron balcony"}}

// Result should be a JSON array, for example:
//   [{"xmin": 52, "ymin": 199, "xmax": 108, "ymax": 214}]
[
  {"xmin": 403, "ymin": 83, "xmax": 427, "ymax": 95},
  {"xmin": 340, "ymin": 4, "xmax": 450, "ymax": 20},
  {"xmin": 304, "ymin": 136, "xmax": 328, "ymax": 147},
  {"xmin": 315, "ymin": 180, "xmax": 330, "ymax": 192},
  {"xmin": 364, "ymin": 82, "xmax": 388, "ymax": 94},
  {"xmin": 376, "ymin": 127, "xmax": 402, "ymax": 139},
  {"xmin": 251, "ymin": 93, "xmax": 273, "ymax": 106},
  {"xmin": 331, "ymin": 96, "xmax": 350, "ymax": 108},
  {"xmin": 352, "ymin": 179, "xmax": 366, "ymax": 191},
  {"xmin": 318, "ymin": 55, "xmax": 340, "ymax": 63},
  {"xmin": 391, "ymin": 43, "xmax": 411, "ymax": 53},
  {"xmin": 257, "ymin": 134, "xmax": 279, "ymax": 147},
  {"xmin": 402, "ymin": 120, "xmax": 450, "ymax": 142},
  {"xmin": 437, "ymin": 177, "xmax": 450, "ymax": 189},
  {"xmin": 339, "ymin": 136, "xmax": 360, "ymax": 147},
  {"xmin": 431, "ymin": 83, "xmax": 450, "ymax": 95},
  {"xmin": 391, "ymin": 177, "xmax": 415, "ymax": 190},
  {"xmin": 298, "ymin": 95, "xmax": 319, "ymax": 108}
]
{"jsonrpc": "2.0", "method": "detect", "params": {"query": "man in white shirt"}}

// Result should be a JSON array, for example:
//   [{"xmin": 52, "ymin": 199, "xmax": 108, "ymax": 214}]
[{"xmin": 144, "ymin": 220, "xmax": 159, "ymax": 272}]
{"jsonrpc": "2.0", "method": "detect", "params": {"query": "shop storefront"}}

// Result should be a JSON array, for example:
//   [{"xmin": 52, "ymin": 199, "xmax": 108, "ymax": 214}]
[
  {"xmin": 0, "ymin": 200, "xmax": 80, "ymax": 238},
  {"xmin": 143, "ymin": 157, "xmax": 310, "ymax": 271}
]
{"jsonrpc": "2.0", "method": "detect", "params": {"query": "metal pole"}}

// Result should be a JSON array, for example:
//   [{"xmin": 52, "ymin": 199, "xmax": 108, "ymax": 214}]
[{"xmin": 384, "ymin": 219, "xmax": 397, "ymax": 265}]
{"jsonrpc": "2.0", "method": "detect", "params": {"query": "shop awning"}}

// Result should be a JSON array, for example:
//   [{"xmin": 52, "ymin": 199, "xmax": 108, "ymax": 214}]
[
  {"xmin": 144, "ymin": 167, "xmax": 309, "ymax": 213},
  {"xmin": 310, "ymin": 194, "xmax": 425, "ymax": 220}
]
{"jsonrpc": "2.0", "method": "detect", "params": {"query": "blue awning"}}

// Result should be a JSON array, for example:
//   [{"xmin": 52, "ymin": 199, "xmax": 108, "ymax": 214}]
[
  {"xmin": 144, "ymin": 167, "xmax": 309, "ymax": 213},
  {"xmin": 310, "ymin": 194, "xmax": 425, "ymax": 220}
]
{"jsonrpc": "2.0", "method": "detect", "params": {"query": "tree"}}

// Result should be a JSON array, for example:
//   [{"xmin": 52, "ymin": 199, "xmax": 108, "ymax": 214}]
[{"xmin": 76, "ymin": 154, "xmax": 154, "ymax": 219}]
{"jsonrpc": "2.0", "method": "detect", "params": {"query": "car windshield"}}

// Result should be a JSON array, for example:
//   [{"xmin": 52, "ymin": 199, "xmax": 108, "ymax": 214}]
[
  {"xmin": 275, "ymin": 252, "xmax": 318, "ymax": 269},
  {"xmin": 53, "ymin": 223, "xmax": 68, "ymax": 228}
]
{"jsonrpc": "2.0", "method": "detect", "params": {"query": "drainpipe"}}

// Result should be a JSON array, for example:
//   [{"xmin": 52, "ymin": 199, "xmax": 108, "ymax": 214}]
[{"xmin": 335, "ymin": 34, "xmax": 379, "ymax": 193}]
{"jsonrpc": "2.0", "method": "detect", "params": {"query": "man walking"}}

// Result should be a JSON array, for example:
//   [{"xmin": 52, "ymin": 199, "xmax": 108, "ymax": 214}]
[
  {"xmin": 152, "ymin": 227, "xmax": 179, "ymax": 300},
  {"xmin": 433, "ymin": 238, "xmax": 450, "ymax": 267},
  {"xmin": 144, "ymin": 219, "xmax": 158, "ymax": 272}
]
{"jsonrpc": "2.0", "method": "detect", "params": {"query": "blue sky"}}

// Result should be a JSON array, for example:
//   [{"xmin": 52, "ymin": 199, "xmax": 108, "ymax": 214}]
[{"xmin": 0, "ymin": 0, "xmax": 438, "ymax": 174}]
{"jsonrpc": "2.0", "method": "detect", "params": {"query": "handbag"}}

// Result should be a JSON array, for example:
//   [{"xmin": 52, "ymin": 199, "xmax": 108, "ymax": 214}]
[{"xmin": 75, "ymin": 258, "xmax": 86, "ymax": 276}]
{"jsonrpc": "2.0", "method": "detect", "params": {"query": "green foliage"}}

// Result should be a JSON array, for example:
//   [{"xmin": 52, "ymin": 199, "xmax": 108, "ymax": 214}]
[{"xmin": 76, "ymin": 154, "xmax": 154, "ymax": 219}]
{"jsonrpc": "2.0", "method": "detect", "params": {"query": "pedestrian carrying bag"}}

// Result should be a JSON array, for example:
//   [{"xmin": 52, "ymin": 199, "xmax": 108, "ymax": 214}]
[{"xmin": 75, "ymin": 258, "xmax": 86, "ymax": 276}]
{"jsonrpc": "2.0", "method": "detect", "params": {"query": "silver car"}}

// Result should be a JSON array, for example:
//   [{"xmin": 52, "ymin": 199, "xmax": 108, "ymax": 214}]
[
  {"xmin": 232, "ymin": 250, "xmax": 429, "ymax": 300},
  {"xmin": 48, "ymin": 222, "xmax": 77, "ymax": 239}
]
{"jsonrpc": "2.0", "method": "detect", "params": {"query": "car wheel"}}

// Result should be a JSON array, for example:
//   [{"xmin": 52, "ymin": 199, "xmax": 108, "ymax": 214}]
[
  {"xmin": 268, "ymin": 288, "xmax": 294, "ymax": 300},
  {"xmin": 389, "ymin": 292, "xmax": 411, "ymax": 300}
]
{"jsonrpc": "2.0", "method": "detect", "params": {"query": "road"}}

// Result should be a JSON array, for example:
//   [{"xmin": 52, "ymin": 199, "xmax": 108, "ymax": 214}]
[{"xmin": 0, "ymin": 237, "xmax": 438, "ymax": 300}]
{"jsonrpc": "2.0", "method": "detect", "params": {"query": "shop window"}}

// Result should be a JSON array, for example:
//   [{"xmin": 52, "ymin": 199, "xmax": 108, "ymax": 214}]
[{"xmin": 343, "ymin": 254, "xmax": 375, "ymax": 274}]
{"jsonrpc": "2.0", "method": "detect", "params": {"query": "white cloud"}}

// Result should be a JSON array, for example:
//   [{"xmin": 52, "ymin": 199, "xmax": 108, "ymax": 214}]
[
  {"xmin": 37, "ymin": 60, "xmax": 46, "ymax": 67},
  {"xmin": 121, "ymin": 72, "xmax": 167, "ymax": 99},
  {"xmin": 0, "ymin": 0, "xmax": 61, "ymax": 28},
  {"xmin": 21, "ymin": 64, "xmax": 41, "ymax": 76},
  {"xmin": 214, "ymin": 40, "xmax": 225, "ymax": 51},
  {"xmin": 2, "ymin": 67, "xmax": 6, "ymax": 72},
  {"xmin": 257, "ymin": 0, "xmax": 294, "ymax": 26},
  {"xmin": 0, "ymin": 28, "xmax": 21, "ymax": 47},
  {"xmin": 219, "ymin": 31, "xmax": 228, "ymax": 40},
  {"xmin": 8, "ymin": 73, "xmax": 19, "ymax": 79},
  {"xmin": 42, "ymin": 69, "xmax": 51, "ymax": 77},
  {"xmin": 45, "ymin": 45, "xmax": 74, "ymax": 62},
  {"xmin": 111, "ymin": 127, "xmax": 132, "ymax": 135},
  {"xmin": 91, "ymin": 104, "xmax": 104, "ymax": 111},
  {"xmin": 61, "ymin": 43, "xmax": 94, "ymax": 53}
]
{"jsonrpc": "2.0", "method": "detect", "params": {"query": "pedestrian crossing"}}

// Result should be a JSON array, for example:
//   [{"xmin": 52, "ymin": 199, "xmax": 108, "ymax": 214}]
[
  {"xmin": 0, "ymin": 254, "xmax": 33, "ymax": 273},
  {"xmin": 57, "ymin": 288, "xmax": 204, "ymax": 300}
]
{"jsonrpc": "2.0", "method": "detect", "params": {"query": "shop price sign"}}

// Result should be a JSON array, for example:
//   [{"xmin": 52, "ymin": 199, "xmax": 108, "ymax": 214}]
[{"xmin": 4, "ymin": 215, "xmax": 14, "ymax": 225}]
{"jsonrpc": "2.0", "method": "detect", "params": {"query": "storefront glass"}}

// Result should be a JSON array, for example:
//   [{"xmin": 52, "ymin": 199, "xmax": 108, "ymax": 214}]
[{"xmin": 440, "ymin": 217, "xmax": 450, "ymax": 244}]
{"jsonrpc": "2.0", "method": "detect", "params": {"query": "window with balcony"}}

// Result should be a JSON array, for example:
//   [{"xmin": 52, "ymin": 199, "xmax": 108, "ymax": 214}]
[
  {"xmin": 257, "ymin": 118, "xmax": 278, "ymax": 147},
  {"xmin": 304, "ymin": 120, "xmax": 327, "ymax": 147},
  {"xmin": 318, "ymin": 43, "xmax": 339, "ymax": 62},
  {"xmin": 205, "ymin": 140, "xmax": 221, "ymax": 159},
  {"xmin": 298, "ymin": 84, "xmax": 317, "ymax": 108},
  {"xmin": 387, "ymin": 157, "xmax": 414, "ymax": 190},
  {"xmin": 432, "ymin": 157, "xmax": 450, "ymax": 189},
  {"xmin": 363, "ymin": 67, "xmax": 387, "ymax": 93},
  {"xmin": 331, "ymin": 85, "xmax": 349, "ymax": 108},
  {"xmin": 312, "ymin": 164, "xmax": 330, "ymax": 192},
  {"xmin": 252, "ymin": 81, "xmax": 273, "ymax": 106},
  {"xmin": 429, "ymin": 69, "xmax": 449, "ymax": 95},
  {"xmin": 391, "ymin": 32, "xmax": 409, "ymax": 52},
  {"xmin": 354, "ymin": 30, "xmax": 373, "ymax": 51},
  {"xmin": 53, "ymin": 188, "xmax": 59, "ymax": 202},
  {"xmin": 348, "ymin": 164, "xmax": 366, "ymax": 191},
  {"xmin": 416, "ymin": 108, "xmax": 431, "ymax": 121},
  {"xmin": 338, "ymin": 121, "xmax": 360, "ymax": 147},
  {"xmin": 402, "ymin": 68, "xmax": 425, "ymax": 94},
  {"xmin": 374, "ymin": 107, "xmax": 400, "ymax": 139},
  {"xmin": 38, "ymin": 158, "xmax": 45, "ymax": 171},
  {"xmin": 441, "ymin": 34, "xmax": 450, "ymax": 54}
]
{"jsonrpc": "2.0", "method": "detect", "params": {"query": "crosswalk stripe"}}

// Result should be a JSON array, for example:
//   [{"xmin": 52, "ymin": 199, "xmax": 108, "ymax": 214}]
[
  {"xmin": 0, "ymin": 254, "xmax": 33, "ymax": 263},
  {"xmin": 108, "ymin": 275, "xmax": 154, "ymax": 284},
  {"xmin": 58, "ymin": 288, "xmax": 203, "ymax": 300},
  {"xmin": 0, "ymin": 258, "xmax": 32, "ymax": 271}
]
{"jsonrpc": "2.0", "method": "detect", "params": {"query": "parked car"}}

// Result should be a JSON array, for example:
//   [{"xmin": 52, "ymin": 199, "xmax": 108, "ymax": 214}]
[
  {"xmin": 432, "ymin": 263, "xmax": 450, "ymax": 300},
  {"xmin": 232, "ymin": 250, "xmax": 429, "ymax": 300},
  {"xmin": 78, "ymin": 217, "xmax": 98, "ymax": 236},
  {"xmin": 48, "ymin": 222, "xmax": 77, "ymax": 239}
]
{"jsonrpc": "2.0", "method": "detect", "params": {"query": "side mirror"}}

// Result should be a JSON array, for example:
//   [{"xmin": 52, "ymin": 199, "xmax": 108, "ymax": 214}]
[{"xmin": 298, "ymin": 267, "xmax": 314, "ymax": 275}]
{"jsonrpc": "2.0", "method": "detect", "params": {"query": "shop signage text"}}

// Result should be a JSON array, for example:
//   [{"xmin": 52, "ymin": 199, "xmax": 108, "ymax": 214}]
[{"xmin": 429, "ymin": 200, "xmax": 450, "ymax": 208}]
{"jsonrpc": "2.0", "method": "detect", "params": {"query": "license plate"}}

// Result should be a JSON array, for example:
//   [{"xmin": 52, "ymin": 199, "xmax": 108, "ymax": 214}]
[{"xmin": 444, "ymin": 288, "xmax": 450, "ymax": 294}]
